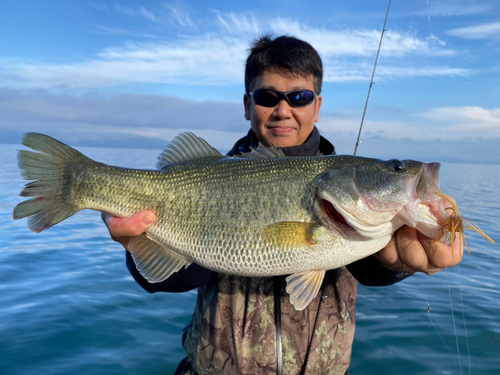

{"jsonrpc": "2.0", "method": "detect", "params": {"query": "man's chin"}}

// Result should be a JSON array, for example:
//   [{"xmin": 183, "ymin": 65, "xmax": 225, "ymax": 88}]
[
  {"xmin": 265, "ymin": 131, "xmax": 299, "ymax": 148},
  {"xmin": 267, "ymin": 138, "xmax": 298, "ymax": 148}
]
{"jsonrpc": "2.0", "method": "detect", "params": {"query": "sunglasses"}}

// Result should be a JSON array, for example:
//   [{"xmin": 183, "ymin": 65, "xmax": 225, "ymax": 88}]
[{"xmin": 248, "ymin": 88, "xmax": 317, "ymax": 108}]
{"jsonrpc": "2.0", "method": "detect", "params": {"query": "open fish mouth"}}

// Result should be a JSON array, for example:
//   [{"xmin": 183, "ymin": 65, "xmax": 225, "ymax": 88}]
[
  {"xmin": 320, "ymin": 198, "xmax": 355, "ymax": 233},
  {"xmin": 312, "ymin": 193, "xmax": 376, "ymax": 239},
  {"xmin": 315, "ymin": 195, "xmax": 396, "ymax": 240}
]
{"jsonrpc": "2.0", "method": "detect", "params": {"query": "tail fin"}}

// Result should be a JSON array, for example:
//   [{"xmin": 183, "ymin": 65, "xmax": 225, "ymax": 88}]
[{"xmin": 13, "ymin": 133, "xmax": 91, "ymax": 233}]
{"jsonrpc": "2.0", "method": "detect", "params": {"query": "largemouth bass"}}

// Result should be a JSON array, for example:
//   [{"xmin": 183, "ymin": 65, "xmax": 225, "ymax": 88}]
[{"xmin": 14, "ymin": 132, "xmax": 451, "ymax": 310}]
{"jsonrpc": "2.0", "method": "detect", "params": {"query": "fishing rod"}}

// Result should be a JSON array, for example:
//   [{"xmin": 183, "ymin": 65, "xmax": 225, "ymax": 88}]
[{"xmin": 353, "ymin": 0, "xmax": 392, "ymax": 155}]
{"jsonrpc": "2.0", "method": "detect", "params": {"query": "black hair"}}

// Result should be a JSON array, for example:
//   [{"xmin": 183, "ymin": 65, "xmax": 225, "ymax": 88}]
[{"xmin": 245, "ymin": 34, "xmax": 323, "ymax": 94}]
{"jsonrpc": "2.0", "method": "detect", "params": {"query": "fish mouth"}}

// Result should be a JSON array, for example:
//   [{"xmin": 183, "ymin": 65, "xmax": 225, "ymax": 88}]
[
  {"xmin": 321, "ymin": 199, "xmax": 355, "ymax": 232},
  {"xmin": 314, "ymin": 197, "xmax": 359, "ymax": 237},
  {"xmin": 314, "ymin": 191, "xmax": 399, "ymax": 240}
]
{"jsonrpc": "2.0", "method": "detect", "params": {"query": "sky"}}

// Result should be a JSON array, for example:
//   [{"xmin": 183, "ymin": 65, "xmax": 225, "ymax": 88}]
[{"xmin": 1, "ymin": 0, "xmax": 499, "ymax": 163}]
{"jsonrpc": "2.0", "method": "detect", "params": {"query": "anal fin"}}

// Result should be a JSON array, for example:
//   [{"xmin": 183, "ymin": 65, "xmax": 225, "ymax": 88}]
[
  {"xmin": 285, "ymin": 269, "xmax": 326, "ymax": 311},
  {"xmin": 129, "ymin": 235, "xmax": 192, "ymax": 283}
]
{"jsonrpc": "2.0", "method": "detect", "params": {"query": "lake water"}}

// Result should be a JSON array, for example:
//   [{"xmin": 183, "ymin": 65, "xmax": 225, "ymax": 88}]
[{"xmin": 1, "ymin": 143, "xmax": 499, "ymax": 375}]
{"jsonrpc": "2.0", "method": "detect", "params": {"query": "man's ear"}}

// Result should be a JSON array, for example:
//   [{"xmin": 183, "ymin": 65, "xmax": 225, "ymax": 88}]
[
  {"xmin": 314, "ymin": 94, "xmax": 323, "ymax": 123},
  {"xmin": 244, "ymin": 93, "xmax": 251, "ymax": 120}
]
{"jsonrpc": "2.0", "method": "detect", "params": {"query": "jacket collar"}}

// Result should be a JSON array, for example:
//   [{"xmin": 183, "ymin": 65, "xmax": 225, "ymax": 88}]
[{"xmin": 227, "ymin": 126, "xmax": 336, "ymax": 157}]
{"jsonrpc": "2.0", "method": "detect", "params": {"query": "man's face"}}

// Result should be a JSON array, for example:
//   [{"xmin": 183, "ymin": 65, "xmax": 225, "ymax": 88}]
[{"xmin": 244, "ymin": 70, "xmax": 322, "ymax": 148}]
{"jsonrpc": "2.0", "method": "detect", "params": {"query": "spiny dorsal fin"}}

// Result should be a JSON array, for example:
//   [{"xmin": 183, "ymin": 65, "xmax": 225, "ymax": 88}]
[
  {"xmin": 129, "ymin": 234, "xmax": 192, "ymax": 282},
  {"xmin": 236, "ymin": 144, "xmax": 286, "ymax": 159},
  {"xmin": 156, "ymin": 132, "xmax": 223, "ymax": 169},
  {"xmin": 286, "ymin": 269, "xmax": 326, "ymax": 311}
]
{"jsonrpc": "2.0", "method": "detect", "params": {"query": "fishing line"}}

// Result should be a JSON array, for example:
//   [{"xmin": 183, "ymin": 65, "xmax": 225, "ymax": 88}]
[
  {"xmin": 426, "ymin": 0, "xmax": 433, "ymax": 37},
  {"xmin": 425, "ymin": 3, "xmax": 468, "ymax": 372},
  {"xmin": 425, "ymin": 282, "xmax": 453, "ymax": 354},
  {"xmin": 353, "ymin": 0, "xmax": 392, "ymax": 156},
  {"xmin": 426, "ymin": 0, "xmax": 437, "ymax": 68},
  {"xmin": 425, "ymin": 300, "xmax": 453, "ymax": 353},
  {"xmin": 456, "ymin": 263, "xmax": 472, "ymax": 375},
  {"xmin": 445, "ymin": 267, "xmax": 464, "ymax": 375}
]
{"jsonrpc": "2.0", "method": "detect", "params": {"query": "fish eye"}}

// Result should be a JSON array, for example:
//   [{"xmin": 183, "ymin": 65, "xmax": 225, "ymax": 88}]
[{"xmin": 387, "ymin": 159, "xmax": 405, "ymax": 172}]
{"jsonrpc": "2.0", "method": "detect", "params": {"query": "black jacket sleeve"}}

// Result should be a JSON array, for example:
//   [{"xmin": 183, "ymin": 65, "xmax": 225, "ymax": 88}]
[
  {"xmin": 346, "ymin": 255, "xmax": 411, "ymax": 286},
  {"xmin": 126, "ymin": 250, "xmax": 214, "ymax": 293}
]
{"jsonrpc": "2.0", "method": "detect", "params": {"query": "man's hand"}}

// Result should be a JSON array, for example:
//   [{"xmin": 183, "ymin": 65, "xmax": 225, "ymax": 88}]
[
  {"xmin": 376, "ymin": 194, "xmax": 464, "ymax": 275},
  {"xmin": 102, "ymin": 211, "xmax": 157, "ymax": 250},
  {"xmin": 377, "ymin": 226, "xmax": 463, "ymax": 275}
]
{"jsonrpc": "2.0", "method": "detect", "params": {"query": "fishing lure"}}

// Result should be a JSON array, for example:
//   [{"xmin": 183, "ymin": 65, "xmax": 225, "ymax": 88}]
[{"xmin": 434, "ymin": 189, "xmax": 495, "ymax": 257}]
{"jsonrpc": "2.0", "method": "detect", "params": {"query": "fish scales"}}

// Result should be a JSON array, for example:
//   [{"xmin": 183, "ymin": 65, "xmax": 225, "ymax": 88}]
[
  {"xmin": 135, "ymin": 156, "xmax": 354, "ymax": 276},
  {"xmin": 55, "ymin": 150, "xmax": 354, "ymax": 276}
]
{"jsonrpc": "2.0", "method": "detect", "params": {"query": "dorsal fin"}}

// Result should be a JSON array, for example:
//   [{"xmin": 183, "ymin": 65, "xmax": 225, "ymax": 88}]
[
  {"xmin": 236, "ymin": 144, "xmax": 287, "ymax": 159},
  {"xmin": 156, "ymin": 132, "xmax": 223, "ymax": 169}
]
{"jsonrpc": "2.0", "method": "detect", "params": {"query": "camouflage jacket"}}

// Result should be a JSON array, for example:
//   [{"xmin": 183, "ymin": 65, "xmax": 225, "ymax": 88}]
[{"xmin": 179, "ymin": 270, "xmax": 357, "ymax": 375}]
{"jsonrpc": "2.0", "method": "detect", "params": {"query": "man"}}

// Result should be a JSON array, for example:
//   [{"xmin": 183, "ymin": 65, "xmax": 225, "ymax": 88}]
[{"xmin": 103, "ymin": 35, "xmax": 462, "ymax": 374}]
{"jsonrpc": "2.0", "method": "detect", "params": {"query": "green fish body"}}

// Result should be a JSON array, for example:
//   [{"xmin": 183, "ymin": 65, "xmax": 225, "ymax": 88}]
[{"xmin": 14, "ymin": 132, "xmax": 448, "ymax": 309}]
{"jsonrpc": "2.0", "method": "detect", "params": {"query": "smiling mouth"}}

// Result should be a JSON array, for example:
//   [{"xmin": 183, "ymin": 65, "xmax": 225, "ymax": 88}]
[
  {"xmin": 268, "ymin": 125, "xmax": 295, "ymax": 133},
  {"xmin": 321, "ymin": 199, "xmax": 354, "ymax": 231}
]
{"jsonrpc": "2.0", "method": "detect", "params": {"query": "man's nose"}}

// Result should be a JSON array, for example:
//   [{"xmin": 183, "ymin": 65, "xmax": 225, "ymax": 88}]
[{"xmin": 272, "ymin": 99, "xmax": 292, "ymax": 118}]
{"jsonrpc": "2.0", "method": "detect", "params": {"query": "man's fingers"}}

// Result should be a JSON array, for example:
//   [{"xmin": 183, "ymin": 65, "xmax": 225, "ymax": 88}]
[
  {"xmin": 396, "ymin": 226, "xmax": 428, "ymax": 271},
  {"xmin": 377, "ymin": 227, "xmax": 450, "ymax": 275},
  {"xmin": 417, "ymin": 231, "xmax": 463, "ymax": 269},
  {"xmin": 375, "ymin": 232, "xmax": 415, "ymax": 274},
  {"xmin": 102, "ymin": 211, "xmax": 157, "ymax": 239}
]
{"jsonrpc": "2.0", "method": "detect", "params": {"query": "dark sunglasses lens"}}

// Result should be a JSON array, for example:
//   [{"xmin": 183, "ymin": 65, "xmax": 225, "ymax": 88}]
[
  {"xmin": 253, "ymin": 90, "xmax": 280, "ymax": 107},
  {"xmin": 287, "ymin": 90, "xmax": 314, "ymax": 107}
]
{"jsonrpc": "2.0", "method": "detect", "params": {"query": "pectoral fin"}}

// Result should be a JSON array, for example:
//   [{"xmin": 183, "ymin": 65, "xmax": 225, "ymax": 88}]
[
  {"xmin": 286, "ymin": 269, "xmax": 326, "ymax": 311},
  {"xmin": 262, "ymin": 221, "xmax": 322, "ymax": 247},
  {"xmin": 129, "ymin": 235, "xmax": 192, "ymax": 283}
]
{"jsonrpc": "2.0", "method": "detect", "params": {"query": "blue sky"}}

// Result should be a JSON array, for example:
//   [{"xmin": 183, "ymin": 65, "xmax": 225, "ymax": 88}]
[{"xmin": 1, "ymin": 0, "xmax": 499, "ymax": 163}]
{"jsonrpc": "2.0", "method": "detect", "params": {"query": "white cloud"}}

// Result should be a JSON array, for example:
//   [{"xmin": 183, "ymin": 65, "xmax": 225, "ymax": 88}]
[
  {"xmin": 411, "ymin": 0, "xmax": 493, "ymax": 17},
  {"xmin": 318, "ymin": 105, "xmax": 500, "ymax": 143},
  {"xmin": 0, "ymin": 36, "xmax": 248, "ymax": 89},
  {"xmin": 94, "ymin": 25, "xmax": 157, "ymax": 38},
  {"xmin": 447, "ymin": 22, "xmax": 500, "ymax": 39},
  {"xmin": 216, "ymin": 13, "xmax": 455, "ymax": 58},
  {"xmin": 215, "ymin": 11, "xmax": 260, "ymax": 35},
  {"xmin": 112, "ymin": 4, "xmax": 157, "ymax": 22},
  {"xmin": 113, "ymin": 4, "xmax": 137, "ymax": 18},
  {"xmin": 164, "ymin": 3, "xmax": 195, "ymax": 28},
  {"xmin": 295, "ymin": 28, "xmax": 453, "ymax": 58},
  {"xmin": 418, "ymin": 106, "xmax": 500, "ymax": 133},
  {"xmin": 0, "ymin": 11, "xmax": 466, "ymax": 90},
  {"xmin": 138, "ymin": 6, "xmax": 157, "ymax": 22},
  {"xmin": 91, "ymin": 2, "xmax": 194, "ymax": 30},
  {"xmin": 323, "ymin": 62, "xmax": 469, "ymax": 83}
]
